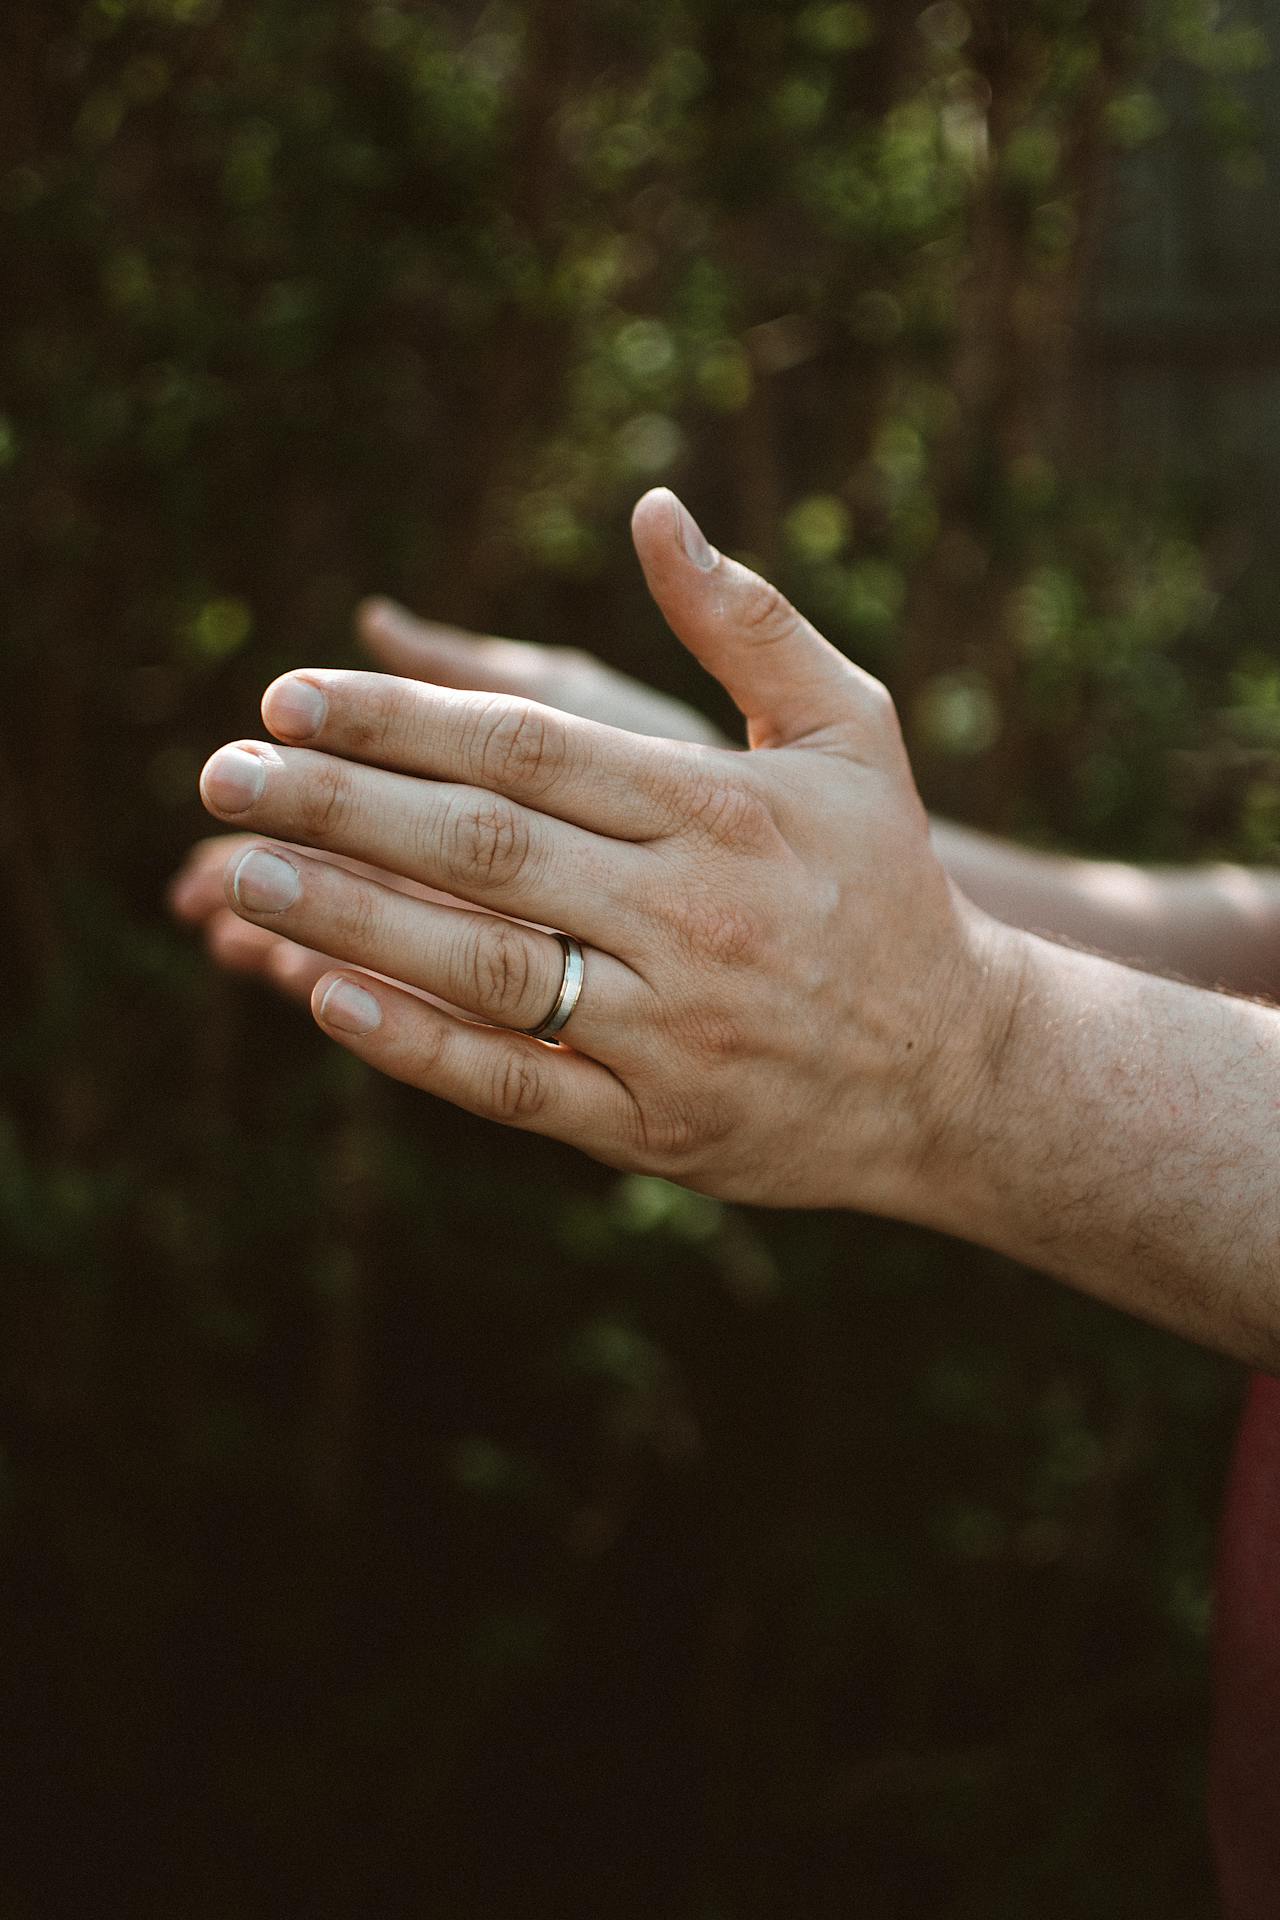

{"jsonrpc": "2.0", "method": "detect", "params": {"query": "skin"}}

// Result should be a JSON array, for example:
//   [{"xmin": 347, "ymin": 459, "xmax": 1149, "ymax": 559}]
[
  {"xmin": 173, "ymin": 594, "xmax": 1280, "ymax": 1010},
  {"xmin": 931, "ymin": 823, "xmax": 1280, "ymax": 1006},
  {"xmin": 176, "ymin": 487, "xmax": 1280, "ymax": 1371}
]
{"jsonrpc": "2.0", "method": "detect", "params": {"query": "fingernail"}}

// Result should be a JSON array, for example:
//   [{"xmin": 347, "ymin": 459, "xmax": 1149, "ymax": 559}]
[
  {"xmin": 319, "ymin": 977, "xmax": 383, "ymax": 1035},
  {"xmin": 672, "ymin": 495, "xmax": 718, "ymax": 572},
  {"xmin": 231, "ymin": 848, "xmax": 300, "ymax": 914},
  {"xmin": 263, "ymin": 675, "xmax": 327, "ymax": 741},
  {"xmin": 201, "ymin": 745, "xmax": 266, "ymax": 814}
]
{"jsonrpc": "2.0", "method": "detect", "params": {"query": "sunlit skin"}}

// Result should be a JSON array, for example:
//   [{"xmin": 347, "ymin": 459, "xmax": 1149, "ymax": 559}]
[{"xmin": 177, "ymin": 488, "xmax": 1280, "ymax": 1372}]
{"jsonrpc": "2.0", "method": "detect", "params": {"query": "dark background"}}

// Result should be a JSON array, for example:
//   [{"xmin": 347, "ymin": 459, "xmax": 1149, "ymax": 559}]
[{"xmin": 3, "ymin": 2, "xmax": 1279, "ymax": 1914}]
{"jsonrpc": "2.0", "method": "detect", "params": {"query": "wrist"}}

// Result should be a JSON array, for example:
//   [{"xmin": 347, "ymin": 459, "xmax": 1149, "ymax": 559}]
[{"xmin": 899, "ymin": 902, "xmax": 1034, "ymax": 1238}]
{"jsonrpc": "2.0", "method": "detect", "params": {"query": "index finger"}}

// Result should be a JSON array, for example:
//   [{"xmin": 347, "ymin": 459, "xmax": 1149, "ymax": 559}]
[{"xmin": 259, "ymin": 671, "xmax": 702, "ymax": 842}]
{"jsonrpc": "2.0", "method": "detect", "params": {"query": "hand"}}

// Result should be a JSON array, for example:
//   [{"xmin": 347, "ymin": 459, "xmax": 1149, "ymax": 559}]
[
  {"xmin": 169, "ymin": 593, "xmax": 725, "ymax": 994},
  {"xmin": 356, "ymin": 598, "xmax": 727, "ymax": 747},
  {"xmin": 196, "ymin": 489, "xmax": 1022, "ymax": 1216}
]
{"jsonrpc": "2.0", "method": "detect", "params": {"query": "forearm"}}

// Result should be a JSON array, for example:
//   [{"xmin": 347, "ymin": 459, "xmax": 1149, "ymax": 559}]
[
  {"xmin": 925, "ymin": 928, "xmax": 1280, "ymax": 1372},
  {"xmin": 932, "ymin": 818, "xmax": 1280, "ymax": 1001}
]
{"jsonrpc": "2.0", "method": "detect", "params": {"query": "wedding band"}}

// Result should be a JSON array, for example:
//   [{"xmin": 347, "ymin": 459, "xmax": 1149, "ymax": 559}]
[{"xmin": 525, "ymin": 934, "xmax": 585, "ymax": 1044}]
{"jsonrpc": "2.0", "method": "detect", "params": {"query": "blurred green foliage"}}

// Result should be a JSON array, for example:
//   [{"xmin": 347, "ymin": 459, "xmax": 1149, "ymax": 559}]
[{"xmin": 0, "ymin": 1, "xmax": 1273, "ymax": 1915}]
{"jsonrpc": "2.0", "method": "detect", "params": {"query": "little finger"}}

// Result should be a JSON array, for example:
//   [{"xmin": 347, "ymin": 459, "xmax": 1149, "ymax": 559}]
[{"xmin": 311, "ymin": 970, "xmax": 643, "ymax": 1158}]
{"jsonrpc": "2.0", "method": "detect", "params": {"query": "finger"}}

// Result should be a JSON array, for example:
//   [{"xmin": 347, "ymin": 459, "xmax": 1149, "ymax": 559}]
[
  {"xmin": 170, "ymin": 866, "xmax": 215, "ymax": 924},
  {"xmin": 531, "ymin": 648, "xmax": 729, "ymax": 745},
  {"xmin": 204, "ymin": 908, "xmax": 281, "ymax": 972},
  {"xmin": 359, "ymin": 597, "xmax": 728, "ymax": 747},
  {"xmin": 206, "ymin": 901, "xmax": 461, "ymax": 1014},
  {"xmin": 224, "ymin": 841, "xmax": 638, "ymax": 1053},
  {"xmin": 260, "ymin": 670, "xmax": 696, "ymax": 840},
  {"xmin": 181, "ymin": 844, "xmax": 442, "ymax": 1009},
  {"xmin": 630, "ymin": 487, "xmax": 888, "ymax": 754},
  {"xmin": 198, "ymin": 741, "xmax": 645, "ymax": 951},
  {"xmin": 204, "ymin": 910, "xmax": 332, "ymax": 1007},
  {"xmin": 263, "ymin": 933, "xmax": 352, "ymax": 1006},
  {"xmin": 170, "ymin": 835, "xmax": 256, "ymax": 922},
  {"xmin": 311, "ymin": 968, "xmax": 641, "ymax": 1158},
  {"xmin": 357, "ymin": 599, "xmax": 559, "ymax": 701},
  {"xmin": 173, "ymin": 832, "xmax": 481, "ymax": 926},
  {"xmin": 205, "ymin": 906, "xmax": 457, "ymax": 1014}
]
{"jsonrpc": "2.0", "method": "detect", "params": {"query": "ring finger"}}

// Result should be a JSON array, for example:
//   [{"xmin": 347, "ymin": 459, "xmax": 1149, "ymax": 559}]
[{"xmin": 224, "ymin": 840, "xmax": 643, "ymax": 1054}]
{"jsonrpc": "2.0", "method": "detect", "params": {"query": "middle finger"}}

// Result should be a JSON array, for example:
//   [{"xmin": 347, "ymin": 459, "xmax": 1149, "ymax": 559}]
[{"xmin": 199, "ymin": 741, "xmax": 647, "ymax": 952}]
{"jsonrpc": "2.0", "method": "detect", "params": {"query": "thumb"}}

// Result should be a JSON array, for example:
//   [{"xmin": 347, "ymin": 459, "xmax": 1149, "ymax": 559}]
[{"xmin": 630, "ymin": 488, "xmax": 884, "ymax": 752}]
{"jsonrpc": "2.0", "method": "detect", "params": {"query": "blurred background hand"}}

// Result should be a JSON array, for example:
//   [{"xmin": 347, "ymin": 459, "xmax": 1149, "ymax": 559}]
[{"xmin": 356, "ymin": 597, "xmax": 728, "ymax": 746}]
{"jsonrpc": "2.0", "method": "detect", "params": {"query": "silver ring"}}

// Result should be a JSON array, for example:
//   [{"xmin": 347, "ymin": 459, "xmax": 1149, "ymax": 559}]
[{"xmin": 525, "ymin": 934, "xmax": 585, "ymax": 1044}]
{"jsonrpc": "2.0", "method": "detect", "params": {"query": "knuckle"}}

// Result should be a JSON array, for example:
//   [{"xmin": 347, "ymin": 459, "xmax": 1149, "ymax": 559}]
[
  {"xmin": 651, "ymin": 1094, "xmax": 702, "ymax": 1162},
  {"xmin": 678, "ymin": 1002, "xmax": 746, "ymax": 1062},
  {"xmin": 446, "ymin": 794, "xmax": 531, "ymax": 890},
  {"xmin": 651, "ymin": 755, "xmax": 701, "ymax": 818},
  {"xmin": 648, "ymin": 1087, "xmax": 732, "ymax": 1167},
  {"xmin": 737, "ymin": 577, "xmax": 795, "ymax": 644},
  {"xmin": 343, "ymin": 679, "xmax": 399, "ymax": 758},
  {"xmin": 301, "ymin": 760, "xmax": 351, "ymax": 839},
  {"xmin": 333, "ymin": 878, "xmax": 379, "ymax": 948},
  {"xmin": 685, "ymin": 775, "xmax": 773, "ymax": 850},
  {"xmin": 470, "ymin": 919, "xmax": 536, "ymax": 1020},
  {"xmin": 665, "ymin": 893, "xmax": 766, "ymax": 970},
  {"xmin": 478, "ymin": 700, "xmax": 562, "ymax": 795},
  {"xmin": 371, "ymin": 686, "xmax": 403, "ymax": 756},
  {"xmin": 408, "ymin": 1017, "xmax": 450, "ymax": 1084},
  {"xmin": 491, "ymin": 1049, "xmax": 549, "ymax": 1123}
]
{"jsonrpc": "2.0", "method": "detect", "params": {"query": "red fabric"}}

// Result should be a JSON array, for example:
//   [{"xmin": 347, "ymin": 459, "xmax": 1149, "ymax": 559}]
[{"xmin": 1211, "ymin": 1372, "xmax": 1280, "ymax": 1916}]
